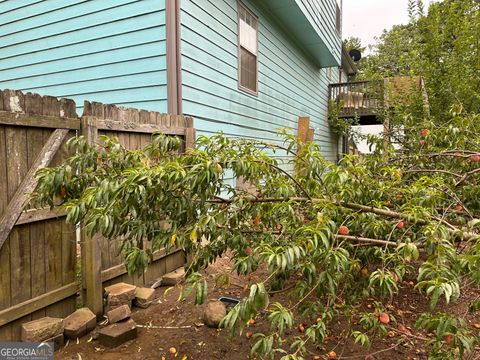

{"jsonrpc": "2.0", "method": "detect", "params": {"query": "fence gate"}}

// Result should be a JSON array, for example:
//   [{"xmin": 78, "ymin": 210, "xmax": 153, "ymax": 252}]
[
  {"xmin": 0, "ymin": 90, "xmax": 194, "ymax": 340},
  {"xmin": 0, "ymin": 90, "xmax": 79, "ymax": 340}
]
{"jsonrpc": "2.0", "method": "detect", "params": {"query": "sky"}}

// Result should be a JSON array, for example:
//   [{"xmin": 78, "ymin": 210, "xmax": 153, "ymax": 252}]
[{"xmin": 342, "ymin": 0, "xmax": 440, "ymax": 49}]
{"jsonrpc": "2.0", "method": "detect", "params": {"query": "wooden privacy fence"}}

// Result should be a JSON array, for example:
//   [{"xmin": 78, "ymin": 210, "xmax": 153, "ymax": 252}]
[{"xmin": 0, "ymin": 90, "xmax": 194, "ymax": 340}]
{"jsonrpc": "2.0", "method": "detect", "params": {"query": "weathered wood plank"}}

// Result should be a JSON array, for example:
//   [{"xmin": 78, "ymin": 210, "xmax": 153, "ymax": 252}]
[
  {"xmin": 10, "ymin": 225, "xmax": 31, "ymax": 304},
  {"xmin": 45, "ymin": 219, "xmax": 62, "ymax": 292},
  {"xmin": 0, "ymin": 112, "xmax": 79, "ymax": 130},
  {"xmin": 16, "ymin": 207, "xmax": 67, "ymax": 225},
  {"xmin": 96, "ymin": 119, "xmax": 185, "ymax": 135},
  {"xmin": 184, "ymin": 127, "xmax": 196, "ymax": 150},
  {"xmin": 0, "ymin": 128, "xmax": 69, "ymax": 251},
  {"xmin": 100, "ymin": 248, "xmax": 177, "ymax": 283},
  {"xmin": 26, "ymin": 127, "xmax": 47, "ymax": 301},
  {"xmin": 307, "ymin": 128, "xmax": 315, "ymax": 142},
  {"xmin": 297, "ymin": 116, "xmax": 310, "ymax": 144},
  {"xmin": 0, "ymin": 282, "xmax": 78, "ymax": 327},
  {"xmin": 61, "ymin": 220, "xmax": 76, "ymax": 286}
]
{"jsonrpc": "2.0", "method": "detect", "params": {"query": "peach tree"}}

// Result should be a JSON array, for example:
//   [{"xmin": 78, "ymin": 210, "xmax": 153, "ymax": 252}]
[{"xmin": 31, "ymin": 106, "xmax": 480, "ymax": 359}]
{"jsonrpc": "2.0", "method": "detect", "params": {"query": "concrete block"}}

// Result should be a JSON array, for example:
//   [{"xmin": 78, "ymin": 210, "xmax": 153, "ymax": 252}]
[
  {"xmin": 162, "ymin": 267, "xmax": 185, "ymax": 286},
  {"xmin": 105, "ymin": 282, "xmax": 136, "ymax": 308},
  {"xmin": 97, "ymin": 319, "xmax": 137, "ymax": 348},
  {"xmin": 21, "ymin": 317, "xmax": 64, "ymax": 342},
  {"xmin": 134, "ymin": 287, "xmax": 155, "ymax": 308},
  {"xmin": 107, "ymin": 304, "xmax": 131, "ymax": 324},
  {"xmin": 64, "ymin": 307, "xmax": 96, "ymax": 339}
]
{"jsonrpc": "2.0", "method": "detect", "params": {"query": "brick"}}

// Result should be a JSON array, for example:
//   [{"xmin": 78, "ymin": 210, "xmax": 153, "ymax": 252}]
[
  {"xmin": 105, "ymin": 282, "xmax": 136, "ymax": 308},
  {"xmin": 64, "ymin": 307, "xmax": 96, "ymax": 339},
  {"xmin": 162, "ymin": 267, "xmax": 185, "ymax": 286},
  {"xmin": 107, "ymin": 304, "xmax": 131, "ymax": 324},
  {"xmin": 97, "ymin": 319, "xmax": 137, "ymax": 348},
  {"xmin": 21, "ymin": 317, "xmax": 64, "ymax": 342},
  {"xmin": 134, "ymin": 287, "xmax": 155, "ymax": 308}
]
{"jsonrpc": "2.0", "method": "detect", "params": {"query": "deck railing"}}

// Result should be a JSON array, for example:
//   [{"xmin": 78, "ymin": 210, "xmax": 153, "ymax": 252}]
[{"xmin": 329, "ymin": 80, "xmax": 384, "ymax": 118}]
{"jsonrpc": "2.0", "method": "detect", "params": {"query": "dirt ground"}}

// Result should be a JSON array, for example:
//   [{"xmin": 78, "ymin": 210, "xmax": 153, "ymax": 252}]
[{"xmin": 57, "ymin": 256, "xmax": 480, "ymax": 360}]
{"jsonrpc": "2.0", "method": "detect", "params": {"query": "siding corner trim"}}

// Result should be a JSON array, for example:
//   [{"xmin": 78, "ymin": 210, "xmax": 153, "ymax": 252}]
[{"xmin": 166, "ymin": 0, "xmax": 182, "ymax": 114}]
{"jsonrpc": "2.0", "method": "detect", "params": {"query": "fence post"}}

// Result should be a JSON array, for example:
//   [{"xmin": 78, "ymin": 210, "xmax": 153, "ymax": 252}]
[
  {"xmin": 296, "ymin": 116, "xmax": 311, "ymax": 175},
  {"xmin": 184, "ymin": 116, "xmax": 196, "ymax": 149},
  {"xmin": 80, "ymin": 116, "xmax": 103, "ymax": 316}
]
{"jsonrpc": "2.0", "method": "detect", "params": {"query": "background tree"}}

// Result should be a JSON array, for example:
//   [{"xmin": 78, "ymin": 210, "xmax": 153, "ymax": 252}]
[{"xmin": 356, "ymin": 0, "xmax": 479, "ymax": 119}]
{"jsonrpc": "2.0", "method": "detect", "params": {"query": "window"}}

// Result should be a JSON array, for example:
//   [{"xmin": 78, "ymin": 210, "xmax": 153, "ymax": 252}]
[{"xmin": 238, "ymin": 3, "xmax": 258, "ymax": 94}]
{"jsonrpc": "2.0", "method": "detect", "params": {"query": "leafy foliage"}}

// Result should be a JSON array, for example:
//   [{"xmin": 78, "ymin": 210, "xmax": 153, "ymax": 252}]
[{"xmin": 31, "ymin": 101, "xmax": 480, "ymax": 357}]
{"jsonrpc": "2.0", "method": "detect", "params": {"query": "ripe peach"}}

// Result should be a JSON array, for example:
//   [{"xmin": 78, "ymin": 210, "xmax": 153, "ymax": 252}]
[
  {"xmin": 391, "ymin": 272, "xmax": 399, "ymax": 282},
  {"xmin": 470, "ymin": 154, "xmax": 480, "ymax": 162},
  {"xmin": 168, "ymin": 347, "xmax": 177, "ymax": 355},
  {"xmin": 443, "ymin": 334, "xmax": 454, "ymax": 346},
  {"xmin": 453, "ymin": 204, "xmax": 463, "ymax": 211},
  {"xmin": 248, "ymin": 319, "xmax": 255, "ymax": 326},
  {"xmin": 396, "ymin": 221, "xmax": 405, "ymax": 229},
  {"xmin": 328, "ymin": 351, "xmax": 337, "ymax": 359},
  {"xmin": 297, "ymin": 324, "xmax": 305, "ymax": 332},
  {"xmin": 379, "ymin": 312, "xmax": 390, "ymax": 325},
  {"xmin": 338, "ymin": 225, "xmax": 349, "ymax": 235},
  {"xmin": 420, "ymin": 129, "xmax": 429, "ymax": 136},
  {"xmin": 246, "ymin": 331, "xmax": 253, "ymax": 339}
]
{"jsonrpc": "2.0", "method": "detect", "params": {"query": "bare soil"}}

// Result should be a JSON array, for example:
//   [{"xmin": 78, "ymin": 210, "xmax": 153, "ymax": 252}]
[{"xmin": 57, "ymin": 256, "xmax": 480, "ymax": 360}]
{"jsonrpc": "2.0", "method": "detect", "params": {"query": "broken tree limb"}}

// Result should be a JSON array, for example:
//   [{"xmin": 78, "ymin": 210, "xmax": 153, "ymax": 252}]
[{"xmin": 209, "ymin": 196, "xmax": 479, "ymax": 241}]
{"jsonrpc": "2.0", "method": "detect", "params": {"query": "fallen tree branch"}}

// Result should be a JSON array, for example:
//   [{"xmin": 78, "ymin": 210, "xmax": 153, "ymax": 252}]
[{"xmin": 209, "ymin": 197, "xmax": 479, "ymax": 241}]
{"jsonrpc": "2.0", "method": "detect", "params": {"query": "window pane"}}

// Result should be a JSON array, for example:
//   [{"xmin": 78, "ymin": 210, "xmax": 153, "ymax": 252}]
[
  {"xmin": 239, "ymin": 16, "xmax": 257, "ymax": 54},
  {"xmin": 240, "ymin": 47, "xmax": 257, "ymax": 92}
]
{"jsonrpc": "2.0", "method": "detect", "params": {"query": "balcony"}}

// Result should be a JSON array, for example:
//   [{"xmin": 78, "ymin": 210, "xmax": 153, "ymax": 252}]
[{"xmin": 328, "ymin": 80, "xmax": 384, "ymax": 125}]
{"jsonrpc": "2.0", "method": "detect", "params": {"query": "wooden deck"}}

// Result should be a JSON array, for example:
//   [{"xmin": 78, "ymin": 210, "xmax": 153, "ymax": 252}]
[{"xmin": 329, "ymin": 80, "xmax": 384, "ymax": 119}]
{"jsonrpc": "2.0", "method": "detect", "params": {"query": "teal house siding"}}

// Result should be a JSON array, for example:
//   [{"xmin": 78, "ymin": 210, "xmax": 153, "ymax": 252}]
[
  {"xmin": 180, "ymin": 0, "xmax": 341, "ymax": 162},
  {"xmin": 0, "ymin": 0, "xmax": 342, "ymax": 161},
  {"xmin": 0, "ymin": 0, "xmax": 168, "ymax": 114}
]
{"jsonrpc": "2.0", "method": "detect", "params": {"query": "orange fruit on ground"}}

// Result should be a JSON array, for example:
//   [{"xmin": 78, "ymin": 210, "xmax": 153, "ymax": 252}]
[
  {"xmin": 297, "ymin": 324, "xmax": 305, "ymax": 332},
  {"xmin": 396, "ymin": 221, "xmax": 405, "ymax": 229},
  {"xmin": 361, "ymin": 267, "xmax": 369, "ymax": 276},
  {"xmin": 338, "ymin": 225, "xmax": 349, "ymax": 235},
  {"xmin": 379, "ymin": 312, "xmax": 390, "ymax": 325},
  {"xmin": 245, "ymin": 331, "xmax": 253, "ymax": 339},
  {"xmin": 443, "ymin": 334, "xmax": 454, "ymax": 346},
  {"xmin": 168, "ymin": 347, "xmax": 177, "ymax": 355},
  {"xmin": 248, "ymin": 319, "xmax": 255, "ymax": 326},
  {"xmin": 420, "ymin": 129, "xmax": 429, "ymax": 136},
  {"xmin": 391, "ymin": 272, "xmax": 399, "ymax": 282},
  {"xmin": 328, "ymin": 351, "xmax": 337, "ymax": 359},
  {"xmin": 398, "ymin": 324, "xmax": 407, "ymax": 332}
]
